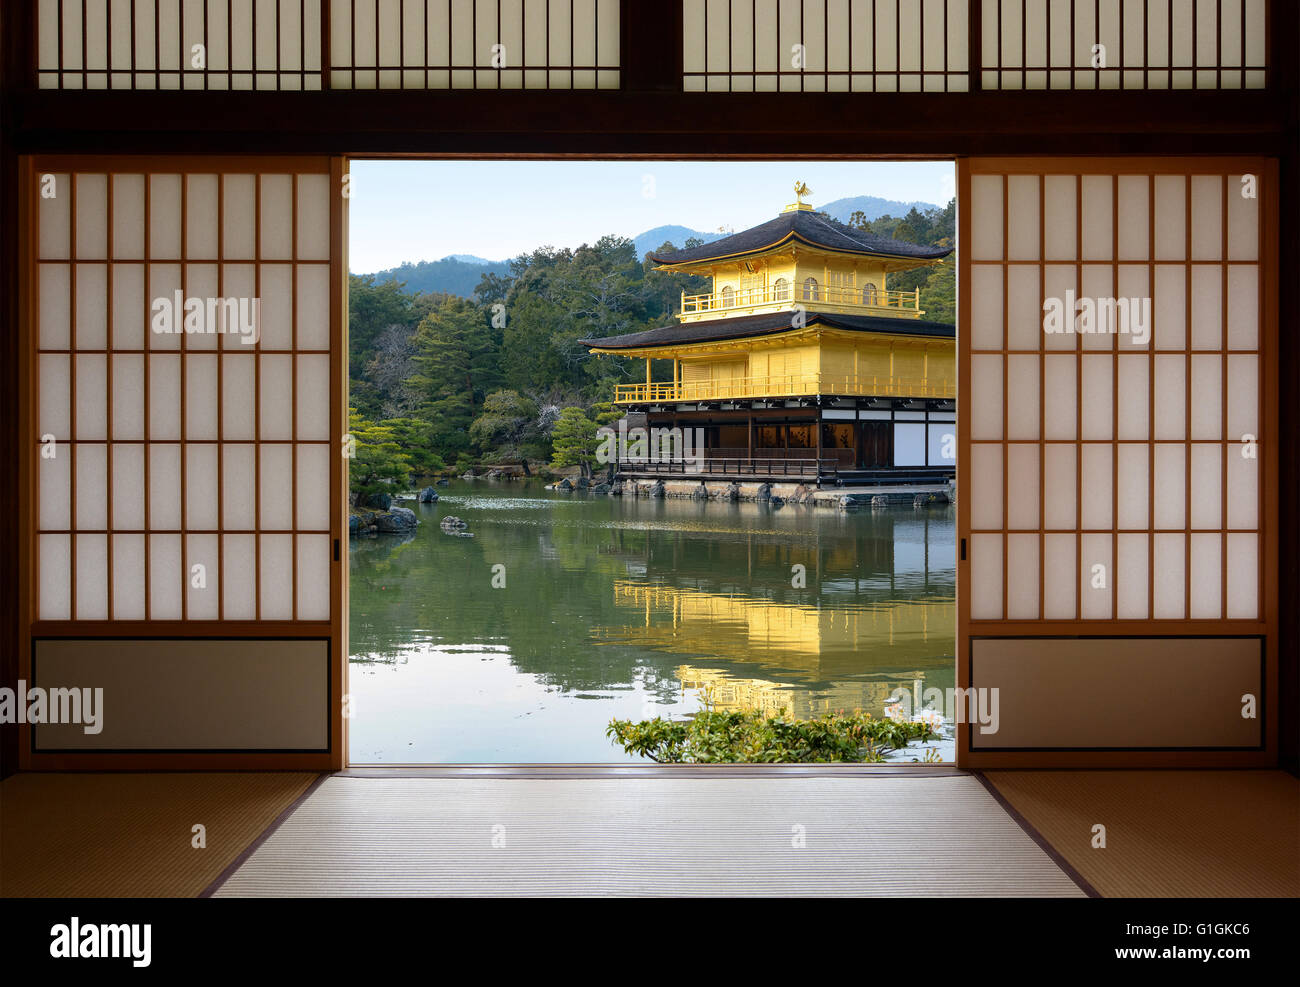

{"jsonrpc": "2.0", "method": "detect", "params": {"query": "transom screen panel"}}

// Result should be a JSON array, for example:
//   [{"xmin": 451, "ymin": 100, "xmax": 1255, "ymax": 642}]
[
  {"xmin": 35, "ymin": 1, "xmax": 618, "ymax": 91},
  {"xmin": 982, "ymin": 0, "xmax": 1268, "ymax": 90},
  {"xmin": 37, "ymin": 0, "xmax": 325, "ymax": 90},
  {"xmin": 33, "ymin": 162, "xmax": 336, "ymax": 623},
  {"xmin": 683, "ymin": 0, "xmax": 971, "ymax": 91},
  {"xmin": 963, "ymin": 162, "xmax": 1268, "ymax": 624},
  {"xmin": 329, "ymin": 0, "xmax": 620, "ymax": 89}
]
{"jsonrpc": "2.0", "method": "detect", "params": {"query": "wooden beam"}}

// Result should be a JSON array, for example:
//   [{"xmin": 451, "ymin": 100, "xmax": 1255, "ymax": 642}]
[
  {"xmin": 0, "ymin": 0, "xmax": 32, "ymax": 778},
  {"xmin": 4, "ymin": 89, "xmax": 1294, "ymax": 157}
]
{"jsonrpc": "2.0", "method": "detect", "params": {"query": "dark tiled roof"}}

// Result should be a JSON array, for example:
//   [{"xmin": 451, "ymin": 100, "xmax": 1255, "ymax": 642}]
[
  {"xmin": 648, "ymin": 210, "xmax": 952, "ymax": 265},
  {"xmin": 582, "ymin": 311, "xmax": 955, "ymax": 350}
]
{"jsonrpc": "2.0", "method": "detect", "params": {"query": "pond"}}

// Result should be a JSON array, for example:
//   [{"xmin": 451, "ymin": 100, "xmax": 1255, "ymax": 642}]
[{"xmin": 348, "ymin": 480, "xmax": 956, "ymax": 763}]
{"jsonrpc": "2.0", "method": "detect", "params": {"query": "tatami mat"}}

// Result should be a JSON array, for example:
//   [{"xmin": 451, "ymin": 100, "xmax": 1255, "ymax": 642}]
[
  {"xmin": 211, "ymin": 774, "xmax": 1088, "ymax": 897},
  {"xmin": 984, "ymin": 770, "xmax": 1300, "ymax": 898},
  {"xmin": 1, "ymin": 772, "xmax": 317, "ymax": 898}
]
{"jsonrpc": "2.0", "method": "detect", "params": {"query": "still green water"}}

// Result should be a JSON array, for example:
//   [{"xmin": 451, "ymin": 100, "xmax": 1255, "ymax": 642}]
[{"xmin": 348, "ymin": 480, "xmax": 956, "ymax": 763}]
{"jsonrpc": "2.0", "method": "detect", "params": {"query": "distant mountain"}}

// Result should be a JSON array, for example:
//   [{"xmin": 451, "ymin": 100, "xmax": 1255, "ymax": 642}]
[
  {"xmin": 633, "ymin": 225, "xmax": 727, "ymax": 261},
  {"xmin": 816, "ymin": 195, "xmax": 944, "ymax": 225},
  {"xmin": 364, "ymin": 198, "xmax": 948, "ymax": 295},
  {"xmin": 632, "ymin": 201, "xmax": 943, "ymax": 261},
  {"xmin": 363, "ymin": 256, "xmax": 511, "ymax": 298}
]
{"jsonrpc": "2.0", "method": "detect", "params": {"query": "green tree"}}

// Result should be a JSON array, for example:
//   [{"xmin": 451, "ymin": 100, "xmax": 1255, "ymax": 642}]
[
  {"xmin": 918, "ymin": 259, "xmax": 956, "ymax": 324},
  {"xmin": 549, "ymin": 406, "xmax": 601, "ymax": 478},
  {"xmin": 469, "ymin": 389, "xmax": 540, "ymax": 459},
  {"xmin": 382, "ymin": 417, "xmax": 446, "ymax": 477},
  {"xmin": 500, "ymin": 292, "xmax": 572, "ymax": 393},
  {"xmin": 348, "ymin": 274, "xmax": 437, "ymax": 419},
  {"xmin": 348, "ymin": 408, "xmax": 411, "ymax": 501},
  {"xmin": 406, "ymin": 295, "xmax": 501, "ymax": 457}
]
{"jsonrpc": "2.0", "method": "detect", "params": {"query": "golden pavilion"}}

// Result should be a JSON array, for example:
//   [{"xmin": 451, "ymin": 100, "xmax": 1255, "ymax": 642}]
[{"xmin": 582, "ymin": 190, "xmax": 955, "ymax": 484}]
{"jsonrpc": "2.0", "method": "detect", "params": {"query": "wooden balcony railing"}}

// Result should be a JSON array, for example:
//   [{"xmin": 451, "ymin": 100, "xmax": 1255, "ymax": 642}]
[
  {"xmin": 680, "ymin": 284, "xmax": 922, "ymax": 318},
  {"xmin": 613, "ymin": 373, "xmax": 954, "ymax": 404},
  {"xmin": 618, "ymin": 456, "xmax": 842, "ymax": 478}
]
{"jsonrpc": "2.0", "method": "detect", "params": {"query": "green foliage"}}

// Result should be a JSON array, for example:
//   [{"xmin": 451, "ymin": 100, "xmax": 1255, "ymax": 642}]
[
  {"xmin": 347, "ymin": 407, "xmax": 412, "ymax": 499},
  {"xmin": 587, "ymin": 400, "xmax": 622, "ymax": 427},
  {"xmin": 405, "ymin": 295, "xmax": 502, "ymax": 455},
  {"xmin": 348, "ymin": 274, "xmax": 438, "ymax": 420},
  {"xmin": 918, "ymin": 259, "xmax": 956, "ymax": 324},
  {"xmin": 469, "ymin": 389, "xmax": 540, "ymax": 457},
  {"xmin": 382, "ymin": 417, "xmax": 446, "ymax": 477},
  {"xmin": 607, "ymin": 705, "xmax": 936, "ymax": 763},
  {"xmin": 549, "ymin": 406, "xmax": 602, "ymax": 476}
]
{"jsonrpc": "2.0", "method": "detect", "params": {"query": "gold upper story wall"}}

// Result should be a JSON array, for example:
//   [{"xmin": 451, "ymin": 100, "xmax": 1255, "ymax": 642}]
[{"xmin": 604, "ymin": 327, "xmax": 955, "ymax": 403}]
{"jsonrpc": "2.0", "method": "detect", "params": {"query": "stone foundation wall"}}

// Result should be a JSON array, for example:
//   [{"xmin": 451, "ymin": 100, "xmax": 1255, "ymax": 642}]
[{"xmin": 606, "ymin": 478, "xmax": 954, "ymax": 510}]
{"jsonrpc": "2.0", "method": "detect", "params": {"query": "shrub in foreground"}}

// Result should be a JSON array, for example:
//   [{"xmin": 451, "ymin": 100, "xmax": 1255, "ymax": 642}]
[{"xmin": 607, "ymin": 708, "xmax": 936, "ymax": 764}]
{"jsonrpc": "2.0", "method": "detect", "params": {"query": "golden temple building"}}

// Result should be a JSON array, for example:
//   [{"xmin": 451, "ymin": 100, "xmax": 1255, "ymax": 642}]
[{"xmin": 582, "ymin": 192, "xmax": 955, "ymax": 484}]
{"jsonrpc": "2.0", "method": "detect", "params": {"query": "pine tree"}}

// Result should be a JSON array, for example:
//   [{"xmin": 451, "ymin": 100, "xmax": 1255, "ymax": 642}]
[
  {"xmin": 347, "ymin": 408, "xmax": 412, "ymax": 501},
  {"xmin": 406, "ymin": 295, "xmax": 500, "ymax": 454},
  {"xmin": 549, "ymin": 406, "xmax": 601, "ymax": 478}
]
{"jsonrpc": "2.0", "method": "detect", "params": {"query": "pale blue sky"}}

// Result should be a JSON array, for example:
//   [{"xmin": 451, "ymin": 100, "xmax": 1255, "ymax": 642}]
[{"xmin": 348, "ymin": 160, "xmax": 955, "ymax": 273}]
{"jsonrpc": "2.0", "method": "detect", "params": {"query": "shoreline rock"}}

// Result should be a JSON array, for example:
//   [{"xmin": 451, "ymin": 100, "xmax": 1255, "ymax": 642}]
[{"xmin": 349, "ymin": 505, "xmax": 419, "ymax": 537}]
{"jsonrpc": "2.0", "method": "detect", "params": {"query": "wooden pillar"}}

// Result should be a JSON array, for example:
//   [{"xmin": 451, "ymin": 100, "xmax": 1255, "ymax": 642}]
[
  {"xmin": 815, "ymin": 408, "xmax": 823, "ymax": 487},
  {"xmin": 645, "ymin": 357, "xmax": 652, "ymax": 388}
]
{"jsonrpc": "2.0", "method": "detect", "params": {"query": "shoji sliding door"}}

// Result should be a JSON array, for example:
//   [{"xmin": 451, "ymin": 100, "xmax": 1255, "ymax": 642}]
[
  {"xmin": 19, "ymin": 156, "xmax": 348, "ymax": 769},
  {"xmin": 957, "ymin": 157, "xmax": 1277, "ymax": 767}
]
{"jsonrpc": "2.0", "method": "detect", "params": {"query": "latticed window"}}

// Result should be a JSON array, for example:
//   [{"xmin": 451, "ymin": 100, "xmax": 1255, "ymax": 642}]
[
  {"xmin": 827, "ymin": 269, "xmax": 853, "ymax": 301},
  {"xmin": 773, "ymin": 277, "xmax": 791, "ymax": 300},
  {"xmin": 863, "ymin": 282, "xmax": 879, "ymax": 305},
  {"xmin": 802, "ymin": 277, "xmax": 820, "ymax": 301}
]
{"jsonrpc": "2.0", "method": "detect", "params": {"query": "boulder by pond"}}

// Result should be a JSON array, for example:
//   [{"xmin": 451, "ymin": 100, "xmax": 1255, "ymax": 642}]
[
  {"xmin": 419, "ymin": 486, "xmax": 438, "ymax": 503},
  {"xmin": 349, "ymin": 505, "xmax": 419, "ymax": 537},
  {"xmin": 375, "ymin": 506, "xmax": 418, "ymax": 532},
  {"xmin": 440, "ymin": 515, "xmax": 473, "ymax": 537}
]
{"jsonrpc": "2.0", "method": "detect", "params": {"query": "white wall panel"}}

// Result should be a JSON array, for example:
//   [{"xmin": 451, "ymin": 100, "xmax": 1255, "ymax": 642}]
[
  {"xmin": 982, "ymin": 0, "xmax": 1267, "ymax": 90},
  {"xmin": 34, "ymin": 163, "xmax": 337, "ymax": 626}
]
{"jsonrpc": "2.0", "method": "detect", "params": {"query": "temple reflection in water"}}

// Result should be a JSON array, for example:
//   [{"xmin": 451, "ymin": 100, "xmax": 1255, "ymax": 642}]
[{"xmin": 594, "ymin": 502, "xmax": 955, "ymax": 722}]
